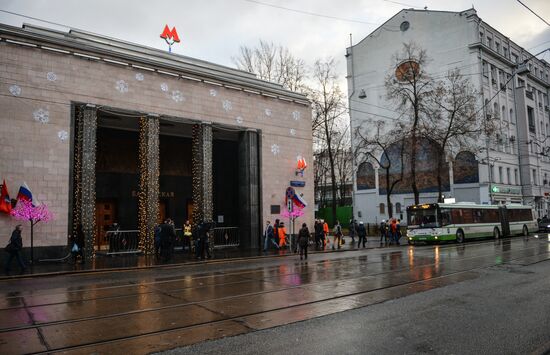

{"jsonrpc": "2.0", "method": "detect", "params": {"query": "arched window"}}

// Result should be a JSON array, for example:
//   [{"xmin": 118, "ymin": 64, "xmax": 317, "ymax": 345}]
[
  {"xmin": 396, "ymin": 203, "xmax": 402, "ymax": 214},
  {"xmin": 510, "ymin": 108, "xmax": 514, "ymax": 123},
  {"xmin": 493, "ymin": 102, "xmax": 499, "ymax": 118},
  {"xmin": 453, "ymin": 151, "xmax": 479, "ymax": 183},
  {"xmin": 502, "ymin": 105, "xmax": 506, "ymax": 121},
  {"xmin": 356, "ymin": 162, "xmax": 375, "ymax": 190},
  {"xmin": 379, "ymin": 203, "xmax": 385, "ymax": 215}
]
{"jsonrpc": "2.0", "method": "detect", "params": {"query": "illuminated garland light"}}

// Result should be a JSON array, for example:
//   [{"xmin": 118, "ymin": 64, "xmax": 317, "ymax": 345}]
[
  {"xmin": 79, "ymin": 105, "xmax": 98, "ymax": 260},
  {"xmin": 138, "ymin": 116, "xmax": 160, "ymax": 255}
]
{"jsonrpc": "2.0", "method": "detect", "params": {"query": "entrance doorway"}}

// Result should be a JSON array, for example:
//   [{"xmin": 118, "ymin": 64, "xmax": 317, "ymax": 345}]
[{"xmin": 95, "ymin": 200, "xmax": 116, "ymax": 250}]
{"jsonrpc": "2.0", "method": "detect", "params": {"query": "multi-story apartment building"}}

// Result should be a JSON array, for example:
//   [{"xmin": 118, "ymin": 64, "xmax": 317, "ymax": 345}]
[{"xmin": 347, "ymin": 8, "xmax": 550, "ymax": 224}]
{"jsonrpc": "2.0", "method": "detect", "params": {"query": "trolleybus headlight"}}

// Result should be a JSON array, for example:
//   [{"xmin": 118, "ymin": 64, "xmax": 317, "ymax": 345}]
[{"xmin": 435, "ymin": 236, "xmax": 438, "ymax": 240}]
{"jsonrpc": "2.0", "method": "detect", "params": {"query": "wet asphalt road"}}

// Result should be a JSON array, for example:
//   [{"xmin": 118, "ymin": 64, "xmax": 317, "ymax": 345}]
[{"xmin": 0, "ymin": 235, "xmax": 549, "ymax": 354}]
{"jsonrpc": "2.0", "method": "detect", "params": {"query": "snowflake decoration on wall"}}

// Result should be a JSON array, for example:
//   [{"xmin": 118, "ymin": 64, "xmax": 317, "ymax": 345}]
[
  {"xmin": 222, "ymin": 100, "xmax": 232, "ymax": 112},
  {"xmin": 271, "ymin": 144, "xmax": 280, "ymax": 156},
  {"xmin": 57, "ymin": 130, "xmax": 68, "ymax": 141},
  {"xmin": 171, "ymin": 90, "xmax": 185, "ymax": 102},
  {"xmin": 265, "ymin": 108, "xmax": 272, "ymax": 117},
  {"xmin": 209, "ymin": 89, "xmax": 217, "ymax": 97},
  {"xmin": 160, "ymin": 83, "xmax": 169, "ymax": 92},
  {"xmin": 115, "ymin": 80, "xmax": 128, "ymax": 93},
  {"xmin": 236, "ymin": 116, "xmax": 243, "ymax": 125},
  {"xmin": 292, "ymin": 111, "xmax": 301, "ymax": 121},
  {"xmin": 33, "ymin": 108, "xmax": 49, "ymax": 124},
  {"xmin": 46, "ymin": 72, "xmax": 57, "ymax": 82},
  {"xmin": 290, "ymin": 128, "xmax": 296, "ymax": 136},
  {"xmin": 9, "ymin": 85, "xmax": 21, "ymax": 97},
  {"xmin": 135, "ymin": 73, "xmax": 144, "ymax": 81}
]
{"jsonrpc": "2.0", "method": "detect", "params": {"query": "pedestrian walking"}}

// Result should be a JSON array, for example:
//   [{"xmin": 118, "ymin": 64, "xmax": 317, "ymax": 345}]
[
  {"xmin": 382, "ymin": 219, "xmax": 387, "ymax": 243},
  {"xmin": 357, "ymin": 221, "xmax": 367, "ymax": 248},
  {"xmin": 197, "ymin": 221, "xmax": 212, "ymax": 260},
  {"xmin": 332, "ymin": 220, "xmax": 342, "ymax": 250},
  {"xmin": 278, "ymin": 221, "xmax": 287, "ymax": 248},
  {"xmin": 298, "ymin": 223, "xmax": 310, "ymax": 260},
  {"xmin": 390, "ymin": 219, "xmax": 398, "ymax": 245},
  {"xmin": 4, "ymin": 224, "xmax": 26, "ymax": 275},
  {"xmin": 159, "ymin": 218, "xmax": 176, "ymax": 262},
  {"xmin": 154, "ymin": 224, "xmax": 162, "ymax": 260},
  {"xmin": 396, "ymin": 219, "xmax": 402, "ymax": 245},
  {"xmin": 263, "ymin": 220, "xmax": 278, "ymax": 251},
  {"xmin": 274, "ymin": 219, "xmax": 280, "ymax": 246},
  {"xmin": 322, "ymin": 220, "xmax": 329, "ymax": 248},
  {"xmin": 183, "ymin": 220, "xmax": 192, "ymax": 252},
  {"xmin": 349, "ymin": 219, "xmax": 357, "ymax": 244},
  {"xmin": 314, "ymin": 220, "xmax": 324, "ymax": 249},
  {"xmin": 71, "ymin": 224, "xmax": 84, "ymax": 264}
]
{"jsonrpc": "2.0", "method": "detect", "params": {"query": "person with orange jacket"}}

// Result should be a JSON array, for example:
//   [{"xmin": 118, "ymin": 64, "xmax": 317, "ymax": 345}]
[
  {"xmin": 278, "ymin": 221, "xmax": 287, "ymax": 248},
  {"xmin": 322, "ymin": 220, "xmax": 329, "ymax": 247}
]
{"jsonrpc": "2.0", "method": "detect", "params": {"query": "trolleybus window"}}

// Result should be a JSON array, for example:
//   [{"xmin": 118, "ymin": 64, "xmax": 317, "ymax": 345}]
[
  {"xmin": 408, "ymin": 207, "xmax": 438, "ymax": 227},
  {"xmin": 439, "ymin": 208, "xmax": 452, "ymax": 226}
]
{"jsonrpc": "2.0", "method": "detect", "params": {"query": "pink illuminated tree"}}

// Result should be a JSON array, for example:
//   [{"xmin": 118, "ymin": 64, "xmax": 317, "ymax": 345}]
[{"xmin": 11, "ymin": 199, "xmax": 53, "ymax": 263}]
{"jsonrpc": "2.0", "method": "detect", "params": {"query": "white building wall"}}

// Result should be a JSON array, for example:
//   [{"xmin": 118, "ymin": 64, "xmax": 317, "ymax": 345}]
[{"xmin": 348, "ymin": 8, "xmax": 550, "ymax": 224}]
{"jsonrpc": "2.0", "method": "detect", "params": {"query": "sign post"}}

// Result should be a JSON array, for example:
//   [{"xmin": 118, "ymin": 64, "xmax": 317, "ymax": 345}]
[{"xmin": 287, "ymin": 199, "xmax": 293, "ymax": 251}]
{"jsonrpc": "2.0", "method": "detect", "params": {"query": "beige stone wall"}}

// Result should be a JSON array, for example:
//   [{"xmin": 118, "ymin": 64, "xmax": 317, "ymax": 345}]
[{"xmin": 0, "ymin": 42, "xmax": 313, "ymax": 247}]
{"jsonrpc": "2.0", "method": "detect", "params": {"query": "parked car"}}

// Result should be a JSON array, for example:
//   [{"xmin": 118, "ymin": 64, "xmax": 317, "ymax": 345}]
[{"xmin": 538, "ymin": 218, "xmax": 550, "ymax": 232}]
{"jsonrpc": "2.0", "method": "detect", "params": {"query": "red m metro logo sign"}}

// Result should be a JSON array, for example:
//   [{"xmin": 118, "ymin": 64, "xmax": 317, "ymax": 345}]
[{"xmin": 160, "ymin": 25, "xmax": 180, "ymax": 53}]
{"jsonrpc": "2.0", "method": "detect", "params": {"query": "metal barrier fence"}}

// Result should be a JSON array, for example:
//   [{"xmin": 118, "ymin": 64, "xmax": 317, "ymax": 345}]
[
  {"xmin": 106, "ymin": 230, "xmax": 140, "ymax": 255},
  {"xmin": 212, "ymin": 227, "xmax": 239, "ymax": 248},
  {"xmin": 105, "ymin": 226, "xmax": 239, "ymax": 255}
]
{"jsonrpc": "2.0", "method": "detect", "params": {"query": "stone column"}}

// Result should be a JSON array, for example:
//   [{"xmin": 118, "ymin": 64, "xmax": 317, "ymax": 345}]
[
  {"xmin": 192, "ymin": 123, "xmax": 214, "ymax": 249},
  {"xmin": 138, "ymin": 115, "xmax": 160, "ymax": 254},
  {"xmin": 238, "ymin": 130, "xmax": 260, "ymax": 249},
  {"xmin": 81, "ymin": 104, "xmax": 97, "ymax": 261}
]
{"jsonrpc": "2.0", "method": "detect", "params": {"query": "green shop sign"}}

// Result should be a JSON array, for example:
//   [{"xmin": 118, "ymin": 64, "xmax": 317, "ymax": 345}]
[{"xmin": 491, "ymin": 185, "xmax": 521, "ymax": 195}]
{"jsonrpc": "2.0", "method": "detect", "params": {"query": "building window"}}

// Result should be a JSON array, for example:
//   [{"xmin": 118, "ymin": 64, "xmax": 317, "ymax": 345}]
[
  {"xmin": 532, "ymin": 169, "xmax": 537, "ymax": 185},
  {"xmin": 379, "ymin": 203, "xmax": 385, "ymax": 215},
  {"xmin": 498, "ymin": 167, "xmax": 503, "ymax": 183},
  {"xmin": 396, "ymin": 203, "xmax": 402, "ymax": 214},
  {"xmin": 507, "ymin": 168, "xmax": 511, "ymax": 184},
  {"xmin": 495, "ymin": 41, "xmax": 500, "ymax": 53},
  {"xmin": 491, "ymin": 165, "xmax": 495, "ymax": 183},
  {"xmin": 515, "ymin": 169, "xmax": 519, "ymax": 185},
  {"xmin": 502, "ymin": 106, "xmax": 506, "ymax": 121},
  {"xmin": 510, "ymin": 108, "xmax": 515, "ymax": 124},
  {"xmin": 503, "ymin": 47, "xmax": 508, "ymax": 57},
  {"xmin": 512, "ymin": 53, "xmax": 518, "ymax": 63},
  {"xmin": 518, "ymin": 78, "xmax": 525, "ymax": 87},
  {"xmin": 487, "ymin": 36, "xmax": 493, "ymax": 48},
  {"xmin": 482, "ymin": 60, "xmax": 488, "ymax": 77},
  {"xmin": 528, "ymin": 106, "xmax": 535, "ymax": 133}
]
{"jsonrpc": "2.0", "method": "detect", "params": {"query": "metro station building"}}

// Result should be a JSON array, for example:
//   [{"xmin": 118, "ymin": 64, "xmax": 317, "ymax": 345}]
[{"xmin": 0, "ymin": 23, "xmax": 312, "ymax": 259}]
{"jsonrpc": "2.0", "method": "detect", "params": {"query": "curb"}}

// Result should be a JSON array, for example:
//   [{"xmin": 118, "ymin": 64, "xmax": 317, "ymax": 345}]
[{"xmin": 0, "ymin": 241, "xmax": 406, "ymax": 281}]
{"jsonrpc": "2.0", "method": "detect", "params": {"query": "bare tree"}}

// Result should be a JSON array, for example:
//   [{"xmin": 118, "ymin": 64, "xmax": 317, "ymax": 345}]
[
  {"xmin": 310, "ymin": 58, "xmax": 348, "ymax": 224},
  {"xmin": 232, "ymin": 40, "xmax": 307, "ymax": 93},
  {"xmin": 355, "ymin": 120, "xmax": 406, "ymax": 218},
  {"xmin": 385, "ymin": 42, "xmax": 433, "ymax": 205},
  {"xmin": 424, "ymin": 69, "xmax": 484, "ymax": 202}
]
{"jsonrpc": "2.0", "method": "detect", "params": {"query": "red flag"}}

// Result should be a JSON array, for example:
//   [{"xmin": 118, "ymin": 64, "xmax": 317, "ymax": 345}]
[{"xmin": 0, "ymin": 180, "xmax": 12, "ymax": 214}]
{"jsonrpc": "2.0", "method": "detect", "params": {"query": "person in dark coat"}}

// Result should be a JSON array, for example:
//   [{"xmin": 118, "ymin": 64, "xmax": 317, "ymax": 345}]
[
  {"xmin": 357, "ymin": 221, "xmax": 367, "ymax": 248},
  {"xmin": 197, "ymin": 221, "xmax": 212, "ymax": 260},
  {"xmin": 314, "ymin": 220, "xmax": 324, "ymax": 249},
  {"xmin": 298, "ymin": 223, "xmax": 310, "ymax": 260},
  {"xmin": 273, "ymin": 219, "xmax": 280, "ymax": 246},
  {"xmin": 159, "ymin": 218, "xmax": 176, "ymax": 262},
  {"xmin": 4, "ymin": 224, "xmax": 26, "ymax": 274}
]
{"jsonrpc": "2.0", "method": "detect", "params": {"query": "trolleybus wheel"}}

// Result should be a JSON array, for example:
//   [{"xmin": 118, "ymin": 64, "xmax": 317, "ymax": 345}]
[
  {"xmin": 493, "ymin": 227, "xmax": 500, "ymax": 240},
  {"xmin": 522, "ymin": 225, "xmax": 529, "ymax": 237},
  {"xmin": 456, "ymin": 229, "xmax": 465, "ymax": 244}
]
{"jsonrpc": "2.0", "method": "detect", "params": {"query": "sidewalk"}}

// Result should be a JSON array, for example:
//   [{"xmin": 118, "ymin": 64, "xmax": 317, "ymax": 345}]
[{"xmin": 0, "ymin": 235, "xmax": 405, "ymax": 280}]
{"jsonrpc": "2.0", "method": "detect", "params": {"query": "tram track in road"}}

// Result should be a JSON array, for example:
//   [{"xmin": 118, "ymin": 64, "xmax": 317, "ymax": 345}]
[
  {"xmin": 0, "ymin": 238, "xmax": 548, "ymax": 354},
  {"xmin": 0, "ymin": 236, "xmax": 543, "ymax": 312},
  {"xmin": 35, "ymin": 248, "xmax": 550, "ymax": 354}
]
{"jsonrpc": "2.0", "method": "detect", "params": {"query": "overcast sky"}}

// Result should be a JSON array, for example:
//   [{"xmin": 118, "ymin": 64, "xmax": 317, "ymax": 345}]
[{"xmin": 1, "ymin": 0, "xmax": 549, "ymax": 86}]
